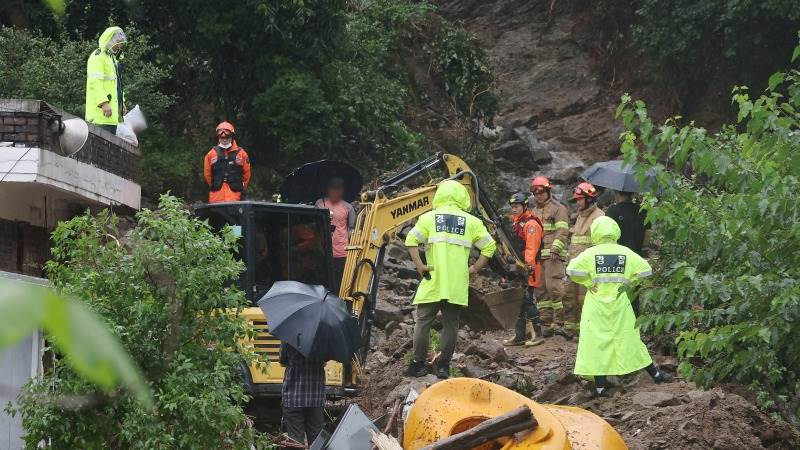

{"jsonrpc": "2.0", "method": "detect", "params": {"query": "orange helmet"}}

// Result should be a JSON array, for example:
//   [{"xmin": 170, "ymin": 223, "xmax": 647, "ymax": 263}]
[
  {"xmin": 530, "ymin": 176, "xmax": 551, "ymax": 190},
  {"xmin": 216, "ymin": 121, "xmax": 235, "ymax": 137},
  {"xmin": 573, "ymin": 182, "xmax": 598, "ymax": 200}
]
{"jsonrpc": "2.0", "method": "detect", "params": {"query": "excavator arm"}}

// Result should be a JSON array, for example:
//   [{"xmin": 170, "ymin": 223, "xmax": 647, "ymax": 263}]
[{"xmin": 339, "ymin": 152, "xmax": 525, "ymax": 369}]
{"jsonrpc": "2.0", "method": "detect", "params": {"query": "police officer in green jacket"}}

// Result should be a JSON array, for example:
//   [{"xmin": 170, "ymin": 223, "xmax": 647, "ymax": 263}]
[
  {"xmin": 404, "ymin": 179, "xmax": 497, "ymax": 379},
  {"xmin": 85, "ymin": 27, "xmax": 127, "ymax": 133},
  {"xmin": 566, "ymin": 216, "xmax": 671, "ymax": 397}
]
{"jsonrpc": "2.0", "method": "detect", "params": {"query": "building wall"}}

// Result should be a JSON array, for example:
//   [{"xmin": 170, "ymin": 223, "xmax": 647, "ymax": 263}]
[{"xmin": 0, "ymin": 218, "xmax": 50, "ymax": 277}]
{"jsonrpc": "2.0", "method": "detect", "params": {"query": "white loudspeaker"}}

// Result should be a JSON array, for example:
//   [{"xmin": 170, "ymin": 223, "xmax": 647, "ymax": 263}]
[{"xmin": 57, "ymin": 118, "xmax": 89, "ymax": 156}]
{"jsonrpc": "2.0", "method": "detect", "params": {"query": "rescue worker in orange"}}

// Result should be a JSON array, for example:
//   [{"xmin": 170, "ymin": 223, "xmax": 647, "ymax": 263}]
[
  {"xmin": 203, "ymin": 121, "xmax": 251, "ymax": 203},
  {"xmin": 563, "ymin": 181, "xmax": 604, "ymax": 337},
  {"xmin": 529, "ymin": 176, "xmax": 570, "ymax": 337},
  {"xmin": 502, "ymin": 192, "xmax": 546, "ymax": 347}
]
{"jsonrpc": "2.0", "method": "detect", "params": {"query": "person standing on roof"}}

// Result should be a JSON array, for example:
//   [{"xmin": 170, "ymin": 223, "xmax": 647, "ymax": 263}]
[
  {"xmin": 563, "ymin": 182, "xmax": 604, "ymax": 337},
  {"xmin": 203, "ymin": 121, "xmax": 251, "ymax": 203},
  {"xmin": 404, "ymin": 180, "xmax": 497, "ymax": 379},
  {"xmin": 566, "ymin": 216, "xmax": 671, "ymax": 397},
  {"xmin": 529, "ymin": 176, "xmax": 570, "ymax": 338},
  {"xmin": 315, "ymin": 177, "xmax": 355, "ymax": 295},
  {"xmin": 502, "ymin": 192, "xmax": 546, "ymax": 348},
  {"xmin": 85, "ymin": 26, "xmax": 127, "ymax": 133}
]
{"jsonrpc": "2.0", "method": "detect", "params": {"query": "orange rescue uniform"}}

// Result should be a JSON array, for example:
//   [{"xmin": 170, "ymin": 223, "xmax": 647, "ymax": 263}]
[
  {"xmin": 512, "ymin": 210, "xmax": 544, "ymax": 288},
  {"xmin": 203, "ymin": 143, "xmax": 251, "ymax": 203}
]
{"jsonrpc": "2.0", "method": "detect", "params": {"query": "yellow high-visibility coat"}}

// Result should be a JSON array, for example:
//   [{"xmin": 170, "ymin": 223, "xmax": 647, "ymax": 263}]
[
  {"xmin": 405, "ymin": 180, "xmax": 496, "ymax": 306},
  {"xmin": 566, "ymin": 216, "xmax": 653, "ymax": 376},
  {"xmin": 85, "ymin": 27, "xmax": 125, "ymax": 126}
]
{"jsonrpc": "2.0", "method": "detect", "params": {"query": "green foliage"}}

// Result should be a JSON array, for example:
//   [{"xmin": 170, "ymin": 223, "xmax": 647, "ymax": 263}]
[
  {"xmin": 631, "ymin": 1, "xmax": 800, "ymax": 88},
  {"xmin": 0, "ymin": 282, "xmax": 150, "ymax": 406},
  {"xmin": 425, "ymin": 24, "xmax": 498, "ymax": 120},
  {"xmin": 11, "ymin": 195, "xmax": 267, "ymax": 449},
  {"xmin": 618, "ymin": 44, "xmax": 800, "ymax": 423}
]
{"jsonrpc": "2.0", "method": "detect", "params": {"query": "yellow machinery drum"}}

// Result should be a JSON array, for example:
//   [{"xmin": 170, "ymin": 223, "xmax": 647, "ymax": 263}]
[{"xmin": 403, "ymin": 378, "xmax": 627, "ymax": 450}]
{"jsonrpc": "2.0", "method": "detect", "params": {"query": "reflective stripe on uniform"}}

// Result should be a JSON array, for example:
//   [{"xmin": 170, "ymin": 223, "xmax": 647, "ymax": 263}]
[
  {"xmin": 87, "ymin": 72, "xmax": 116, "ymax": 81},
  {"xmin": 428, "ymin": 235, "xmax": 472, "ymax": 247},
  {"xmin": 593, "ymin": 276, "xmax": 630, "ymax": 284},
  {"xmin": 637, "ymin": 270, "xmax": 653, "ymax": 277},
  {"xmin": 566, "ymin": 268, "xmax": 588, "ymax": 277},
  {"xmin": 555, "ymin": 221, "xmax": 569, "ymax": 230},
  {"xmin": 411, "ymin": 228, "xmax": 427, "ymax": 243},
  {"xmin": 571, "ymin": 235, "xmax": 591, "ymax": 245},
  {"xmin": 537, "ymin": 300, "xmax": 553, "ymax": 309},
  {"xmin": 551, "ymin": 239, "xmax": 566, "ymax": 251},
  {"xmin": 543, "ymin": 224, "xmax": 556, "ymax": 232},
  {"xmin": 563, "ymin": 321, "xmax": 580, "ymax": 331},
  {"xmin": 551, "ymin": 301, "xmax": 564, "ymax": 310},
  {"xmin": 540, "ymin": 248, "xmax": 551, "ymax": 257},
  {"xmin": 474, "ymin": 235, "xmax": 493, "ymax": 250}
]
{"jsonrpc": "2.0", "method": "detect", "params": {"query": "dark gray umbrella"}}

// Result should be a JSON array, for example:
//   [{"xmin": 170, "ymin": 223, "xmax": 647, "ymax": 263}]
[
  {"xmin": 580, "ymin": 160, "xmax": 657, "ymax": 192},
  {"xmin": 257, "ymin": 281, "xmax": 362, "ymax": 363}
]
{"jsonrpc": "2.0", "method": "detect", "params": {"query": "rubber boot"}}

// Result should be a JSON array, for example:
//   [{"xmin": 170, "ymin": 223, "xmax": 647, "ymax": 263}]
[
  {"xmin": 503, "ymin": 318, "xmax": 527, "ymax": 346},
  {"xmin": 403, "ymin": 361, "xmax": 429, "ymax": 377},
  {"xmin": 435, "ymin": 363, "xmax": 450, "ymax": 379},
  {"xmin": 525, "ymin": 323, "xmax": 545, "ymax": 347}
]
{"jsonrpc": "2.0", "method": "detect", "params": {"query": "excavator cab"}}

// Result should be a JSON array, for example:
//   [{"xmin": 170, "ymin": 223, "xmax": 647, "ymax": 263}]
[{"xmin": 195, "ymin": 201, "xmax": 358, "ymax": 400}]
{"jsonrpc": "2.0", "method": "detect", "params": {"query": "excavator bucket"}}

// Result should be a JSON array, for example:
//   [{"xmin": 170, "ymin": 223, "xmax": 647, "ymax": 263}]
[{"xmin": 464, "ymin": 286, "xmax": 524, "ymax": 331}]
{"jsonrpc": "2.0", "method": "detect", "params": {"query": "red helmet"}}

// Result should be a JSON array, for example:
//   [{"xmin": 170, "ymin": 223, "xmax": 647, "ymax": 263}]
[
  {"xmin": 573, "ymin": 182, "xmax": 598, "ymax": 200},
  {"xmin": 216, "ymin": 121, "xmax": 235, "ymax": 137},
  {"xmin": 530, "ymin": 176, "xmax": 551, "ymax": 190}
]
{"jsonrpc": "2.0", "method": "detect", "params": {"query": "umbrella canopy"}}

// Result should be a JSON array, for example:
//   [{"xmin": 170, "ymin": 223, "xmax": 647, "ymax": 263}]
[
  {"xmin": 280, "ymin": 160, "xmax": 363, "ymax": 204},
  {"xmin": 579, "ymin": 160, "xmax": 657, "ymax": 193},
  {"xmin": 257, "ymin": 281, "xmax": 362, "ymax": 363}
]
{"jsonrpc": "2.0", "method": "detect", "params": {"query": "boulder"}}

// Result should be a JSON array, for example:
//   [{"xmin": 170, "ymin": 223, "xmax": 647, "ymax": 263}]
[
  {"xmin": 374, "ymin": 298, "xmax": 405, "ymax": 328},
  {"xmin": 385, "ymin": 374, "xmax": 439, "ymax": 407},
  {"xmin": 385, "ymin": 243, "xmax": 408, "ymax": 260},
  {"xmin": 532, "ymin": 146, "xmax": 553, "ymax": 164},
  {"xmin": 631, "ymin": 391, "xmax": 680, "ymax": 407},
  {"xmin": 492, "ymin": 139, "xmax": 530, "ymax": 161},
  {"xmin": 461, "ymin": 363, "xmax": 491, "ymax": 379},
  {"xmin": 464, "ymin": 339, "xmax": 508, "ymax": 363}
]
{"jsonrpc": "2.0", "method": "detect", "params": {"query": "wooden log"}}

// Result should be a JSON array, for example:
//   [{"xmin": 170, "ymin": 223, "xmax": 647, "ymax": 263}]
[
  {"xmin": 420, "ymin": 406, "xmax": 538, "ymax": 450},
  {"xmin": 384, "ymin": 398, "xmax": 402, "ymax": 434},
  {"xmin": 370, "ymin": 429, "xmax": 404, "ymax": 450}
]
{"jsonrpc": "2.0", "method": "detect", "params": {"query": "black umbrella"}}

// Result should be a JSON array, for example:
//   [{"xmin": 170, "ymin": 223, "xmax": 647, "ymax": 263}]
[
  {"xmin": 580, "ymin": 160, "xmax": 658, "ymax": 193},
  {"xmin": 280, "ymin": 160, "xmax": 363, "ymax": 204},
  {"xmin": 257, "ymin": 281, "xmax": 362, "ymax": 363}
]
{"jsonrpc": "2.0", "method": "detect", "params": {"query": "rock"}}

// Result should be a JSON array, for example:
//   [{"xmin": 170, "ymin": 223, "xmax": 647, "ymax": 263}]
[
  {"xmin": 631, "ymin": 391, "xmax": 680, "ymax": 407},
  {"xmin": 374, "ymin": 298, "xmax": 404, "ymax": 328},
  {"xmin": 464, "ymin": 339, "xmax": 508, "ymax": 362},
  {"xmin": 492, "ymin": 139, "xmax": 530, "ymax": 161},
  {"xmin": 385, "ymin": 374, "xmax": 439, "ymax": 407},
  {"xmin": 461, "ymin": 363, "xmax": 490, "ymax": 379},
  {"xmin": 383, "ymin": 261, "xmax": 419, "ymax": 279},
  {"xmin": 384, "ymin": 320, "xmax": 401, "ymax": 338},
  {"xmin": 550, "ymin": 166, "xmax": 583, "ymax": 185},
  {"xmin": 532, "ymin": 146, "xmax": 553, "ymax": 164},
  {"xmin": 385, "ymin": 243, "xmax": 408, "ymax": 260}
]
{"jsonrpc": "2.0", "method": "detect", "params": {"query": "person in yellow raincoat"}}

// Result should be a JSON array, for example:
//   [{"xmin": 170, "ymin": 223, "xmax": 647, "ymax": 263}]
[
  {"xmin": 404, "ymin": 179, "xmax": 497, "ymax": 379},
  {"xmin": 566, "ymin": 216, "xmax": 671, "ymax": 397}
]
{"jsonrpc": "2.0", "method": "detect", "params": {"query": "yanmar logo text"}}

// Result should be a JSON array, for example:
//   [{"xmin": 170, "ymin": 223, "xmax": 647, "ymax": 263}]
[{"xmin": 390, "ymin": 197, "xmax": 430, "ymax": 219}]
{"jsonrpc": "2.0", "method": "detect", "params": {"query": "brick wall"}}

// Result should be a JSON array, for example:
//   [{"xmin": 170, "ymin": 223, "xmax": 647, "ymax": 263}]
[
  {"xmin": 0, "ymin": 102, "xmax": 139, "ymax": 182},
  {"xmin": 0, "ymin": 218, "xmax": 50, "ymax": 277}
]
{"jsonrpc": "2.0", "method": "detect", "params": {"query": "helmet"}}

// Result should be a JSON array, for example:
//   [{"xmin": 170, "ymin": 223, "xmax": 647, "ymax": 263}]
[
  {"xmin": 508, "ymin": 192, "xmax": 528, "ymax": 206},
  {"xmin": 573, "ymin": 182, "xmax": 598, "ymax": 200},
  {"xmin": 530, "ymin": 176, "xmax": 551, "ymax": 190},
  {"xmin": 216, "ymin": 121, "xmax": 235, "ymax": 137}
]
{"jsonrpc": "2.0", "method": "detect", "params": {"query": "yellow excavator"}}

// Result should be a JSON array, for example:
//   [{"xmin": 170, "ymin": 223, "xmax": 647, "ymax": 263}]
[{"xmin": 194, "ymin": 152, "xmax": 627, "ymax": 449}]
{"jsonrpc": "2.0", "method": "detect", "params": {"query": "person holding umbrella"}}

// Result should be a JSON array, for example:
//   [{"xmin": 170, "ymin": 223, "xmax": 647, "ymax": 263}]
[
  {"xmin": 404, "ymin": 180, "xmax": 497, "ymax": 379},
  {"xmin": 605, "ymin": 191, "xmax": 651, "ymax": 257},
  {"xmin": 563, "ymin": 182, "xmax": 604, "ymax": 337},
  {"xmin": 315, "ymin": 177, "xmax": 356, "ymax": 295},
  {"xmin": 258, "ymin": 282, "xmax": 363, "ymax": 448},
  {"xmin": 565, "ymin": 216, "xmax": 671, "ymax": 397}
]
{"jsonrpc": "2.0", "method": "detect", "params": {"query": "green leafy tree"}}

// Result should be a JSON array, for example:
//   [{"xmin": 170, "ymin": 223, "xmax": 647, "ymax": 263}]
[
  {"xmin": 11, "ymin": 195, "xmax": 267, "ymax": 449},
  {"xmin": 617, "ymin": 44, "xmax": 800, "ymax": 423}
]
